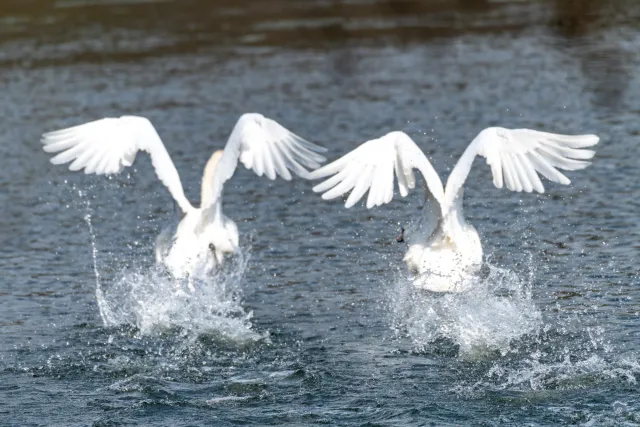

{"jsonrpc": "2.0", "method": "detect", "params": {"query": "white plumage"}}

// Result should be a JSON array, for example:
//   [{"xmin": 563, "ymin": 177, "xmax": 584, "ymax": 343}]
[
  {"xmin": 310, "ymin": 127, "xmax": 598, "ymax": 292},
  {"xmin": 43, "ymin": 113, "xmax": 326, "ymax": 281}
]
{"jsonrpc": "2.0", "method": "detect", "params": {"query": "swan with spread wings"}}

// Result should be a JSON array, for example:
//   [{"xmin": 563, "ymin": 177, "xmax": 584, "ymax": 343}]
[
  {"xmin": 309, "ymin": 127, "xmax": 598, "ymax": 292},
  {"xmin": 42, "ymin": 113, "xmax": 326, "ymax": 280}
]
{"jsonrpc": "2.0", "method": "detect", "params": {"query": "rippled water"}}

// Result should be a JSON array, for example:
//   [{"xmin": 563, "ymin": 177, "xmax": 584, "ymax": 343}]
[{"xmin": 2, "ymin": 1, "xmax": 640, "ymax": 425}]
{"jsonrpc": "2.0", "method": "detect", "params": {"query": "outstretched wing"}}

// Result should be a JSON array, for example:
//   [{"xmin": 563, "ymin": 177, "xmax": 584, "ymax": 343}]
[
  {"xmin": 41, "ymin": 116, "xmax": 194, "ymax": 213},
  {"xmin": 308, "ymin": 131, "xmax": 445, "ymax": 209},
  {"xmin": 443, "ymin": 127, "xmax": 599, "ymax": 213},
  {"xmin": 201, "ymin": 113, "xmax": 327, "ymax": 209}
]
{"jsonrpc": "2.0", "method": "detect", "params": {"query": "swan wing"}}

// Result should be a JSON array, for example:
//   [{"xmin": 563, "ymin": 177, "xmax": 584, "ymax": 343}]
[
  {"xmin": 41, "ymin": 116, "xmax": 194, "ymax": 213},
  {"xmin": 202, "ymin": 113, "xmax": 327, "ymax": 208},
  {"xmin": 443, "ymin": 127, "xmax": 599, "ymax": 213},
  {"xmin": 309, "ymin": 131, "xmax": 445, "ymax": 209}
]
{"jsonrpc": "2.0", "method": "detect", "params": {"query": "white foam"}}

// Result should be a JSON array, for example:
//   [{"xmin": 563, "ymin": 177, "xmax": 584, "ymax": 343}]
[
  {"xmin": 452, "ymin": 353, "xmax": 640, "ymax": 401},
  {"xmin": 206, "ymin": 396, "xmax": 252, "ymax": 405}
]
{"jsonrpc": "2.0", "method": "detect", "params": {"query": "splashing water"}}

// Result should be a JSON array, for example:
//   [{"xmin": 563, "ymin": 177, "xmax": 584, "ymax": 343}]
[
  {"xmin": 97, "ymin": 258, "xmax": 266, "ymax": 342},
  {"xmin": 80, "ymin": 192, "xmax": 115, "ymax": 326},
  {"xmin": 80, "ymin": 190, "xmax": 265, "ymax": 343},
  {"xmin": 389, "ymin": 262, "xmax": 543, "ymax": 357},
  {"xmin": 450, "ymin": 347, "xmax": 640, "ymax": 410},
  {"xmin": 482, "ymin": 354, "xmax": 639, "ymax": 393}
]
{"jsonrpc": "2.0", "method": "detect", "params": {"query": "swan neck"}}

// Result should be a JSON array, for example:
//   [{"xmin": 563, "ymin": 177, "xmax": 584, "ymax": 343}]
[
  {"xmin": 443, "ymin": 188, "xmax": 469, "ymax": 243},
  {"xmin": 444, "ymin": 143, "xmax": 477, "ymax": 209},
  {"xmin": 201, "ymin": 150, "xmax": 224, "ymax": 209},
  {"xmin": 449, "ymin": 143, "xmax": 476, "ymax": 184}
]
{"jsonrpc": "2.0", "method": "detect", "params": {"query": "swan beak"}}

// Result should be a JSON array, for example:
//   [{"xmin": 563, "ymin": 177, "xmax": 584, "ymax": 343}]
[{"xmin": 396, "ymin": 227, "xmax": 405, "ymax": 243}]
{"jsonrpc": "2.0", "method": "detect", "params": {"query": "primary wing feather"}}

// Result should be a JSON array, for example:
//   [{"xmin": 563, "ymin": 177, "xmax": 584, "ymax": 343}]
[
  {"xmin": 202, "ymin": 113, "xmax": 327, "ymax": 209},
  {"xmin": 41, "ymin": 116, "xmax": 194, "ymax": 213},
  {"xmin": 443, "ymin": 126, "xmax": 599, "ymax": 214},
  {"xmin": 308, "ymin": 131, "xmax": 444, "ymax": 209}
]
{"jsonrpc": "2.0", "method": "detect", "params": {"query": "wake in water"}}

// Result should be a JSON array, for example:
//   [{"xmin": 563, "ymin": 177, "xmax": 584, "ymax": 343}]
[
  {"xmin": 81, "ymin": 192, "xmax": 265, "ymax": 343},
  {"xmin": 461, "ymin": 353, "xmax": 640, "ymax": 394},
  {"xmin": 448, "ymin": 327, "xmax": 640, "ymax": 424},
  {"xmin": 389, "ymin": 260, "xmax": 542, "ymax": 357}
]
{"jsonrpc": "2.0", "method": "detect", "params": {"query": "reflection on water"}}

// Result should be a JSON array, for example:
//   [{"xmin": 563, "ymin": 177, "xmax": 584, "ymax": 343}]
[
  {"xmin": 1, "ymin": 1, "xmax": 638, "ymax": 51},
  {"xmin": 0, "ymin": 0, "xmax": 636, "ymax": 109},
  {"xmin": 550, "ymin": 0, "xmax": 633, "ymax": 110}
]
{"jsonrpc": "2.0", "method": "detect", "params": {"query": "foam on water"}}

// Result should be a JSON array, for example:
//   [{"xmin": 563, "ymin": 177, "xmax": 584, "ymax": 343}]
[
  {"xmin": 389, "ymin": 262, "xmax": 543, "ymax": 357},
  {"xmin": 450, "ymin": 348, "xmax": 640, "ymax": 426},
  {"xmin": 483, "ymin": 353, "xmax": 639, "ymax": 392}
]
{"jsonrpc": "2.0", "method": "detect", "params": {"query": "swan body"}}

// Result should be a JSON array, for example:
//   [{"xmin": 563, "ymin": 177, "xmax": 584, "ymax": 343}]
[
  {"xmin": 154, "ymin": 201, "xmax": 240, "ymax": 280},
  {"xmin": 404, "ymin": 221, "xmax": 482, "ymax": 292},
  {"xmin": 310, "ymin": 128, "xmax": 599, "ymax": 293},
  {"xmin": 42, "ymin": 113, "xmax": 326, "ymax": 280}
]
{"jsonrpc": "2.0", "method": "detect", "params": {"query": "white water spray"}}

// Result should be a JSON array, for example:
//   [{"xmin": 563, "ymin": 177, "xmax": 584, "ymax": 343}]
[
  {"xmin": 389, "ymin": 261, "xmax": 543, "ymax": 357},
  {"xmin": 77, "ymin": 189, "xmax": 265, "ymax": 342},
  {"xmin": 80, "ymin": 190, "xmax": 116, "ymax": 326}
]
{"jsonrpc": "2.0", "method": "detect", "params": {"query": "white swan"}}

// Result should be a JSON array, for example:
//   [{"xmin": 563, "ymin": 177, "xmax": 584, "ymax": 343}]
[
  {"xmin": 309, "ymin": 127, "xmax": 598, "ymax": 292},
  {"xmin": 42, "ymin": 113, "xmax": 326, "ymax": 280}
]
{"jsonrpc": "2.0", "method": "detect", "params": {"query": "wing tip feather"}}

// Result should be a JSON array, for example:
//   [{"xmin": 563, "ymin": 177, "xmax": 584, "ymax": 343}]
[{"xmin": 584, "ymin": 134, "xmax": 600, "ymax": 146}]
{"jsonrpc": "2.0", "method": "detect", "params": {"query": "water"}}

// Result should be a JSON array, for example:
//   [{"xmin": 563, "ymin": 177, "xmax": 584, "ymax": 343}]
[{"xmin": 2, "ymin": 0, "xmax": 640, "ymax": 425}]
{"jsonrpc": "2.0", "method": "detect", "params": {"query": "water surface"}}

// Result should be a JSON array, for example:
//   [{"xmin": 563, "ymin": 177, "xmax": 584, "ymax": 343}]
[{"xmin": 2, "ymin": 1, "xmax": 640, "ymax": 425}]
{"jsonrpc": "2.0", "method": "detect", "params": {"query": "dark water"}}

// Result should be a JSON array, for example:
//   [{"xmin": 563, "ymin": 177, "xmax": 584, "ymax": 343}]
[{"xmin": 2, "ymin": 1, "xmax": 640, "ymax": 425}]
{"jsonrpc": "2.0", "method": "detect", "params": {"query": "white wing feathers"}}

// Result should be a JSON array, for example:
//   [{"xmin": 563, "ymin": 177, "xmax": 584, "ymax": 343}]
[
  {"xmin": 443, "ymin": 127, "xmax": 599, "ymax": 212},
  {"xmin": 309, "ymin": 131, "xmax": 444, "ymax": 209},
  {"xmin": 311, "ymin": 126, "xmax": 597, "ymax": 219},
  {"xmin": 203, "ymin": 113, "xmax": 327, "ymax": 209},
  {"xmin": 41, "ymin": 116, "xmax": 194, "ymax": 213}
]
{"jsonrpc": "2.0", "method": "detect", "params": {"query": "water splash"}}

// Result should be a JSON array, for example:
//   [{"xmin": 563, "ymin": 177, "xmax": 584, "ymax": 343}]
[
  {"xmin": 77, "ymin": 189, "xmax": 264, "ymax": 343},
  {"xmin": 94, "ymin": 252, "xmax": 266, "ymax": 343},
  {"xmin": 450, "ymin": 350, "xmax": 640, "ymax": 409},
  {"xmin": 80, "ymin": 189, "xmax": 118, "ymax": 326},
  {"xmin": 485, "ymin": 354, "xmax": 639, "ymax": 392},
  {"xmin": 389, "ymin": 262, "xmax": 542, "ymax": 357}
]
